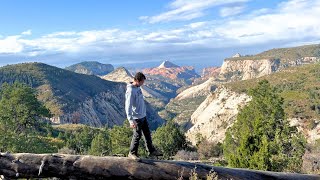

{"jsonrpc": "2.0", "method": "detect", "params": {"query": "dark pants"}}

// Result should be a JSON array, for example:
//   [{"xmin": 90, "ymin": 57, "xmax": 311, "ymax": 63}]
[{"xmin": 129, "ymin": 117, "xmax": 155, "ymax": 155}]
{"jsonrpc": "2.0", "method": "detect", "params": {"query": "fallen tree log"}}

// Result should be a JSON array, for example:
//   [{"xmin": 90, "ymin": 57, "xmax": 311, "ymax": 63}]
[{"xmin": 0, "ymin": 153, "xmax": 319, "ymax": 179}]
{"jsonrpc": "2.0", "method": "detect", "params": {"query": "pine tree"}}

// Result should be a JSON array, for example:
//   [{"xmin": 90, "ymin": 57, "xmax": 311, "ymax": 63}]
[
  {"xmin": 66, "ymin": 126, "xmax": 97, "ymax": 154},
  {"xmin": 0, "ymin": 82, "xmax": 53, "ymax": 153},
  {"xmin": 223, "ymin": 80, "xmax": 306, "ymax": 172},
  {"xmin": 153, "ymin": 121, "xmax": 186, "ymax": 159},
  {"xmin": 89, "ymin": 130, "xmax": 112, "ymax": 156},
  {"xmin": 109, "ymin": 121, "xmax": 133, "ymax": 156}
]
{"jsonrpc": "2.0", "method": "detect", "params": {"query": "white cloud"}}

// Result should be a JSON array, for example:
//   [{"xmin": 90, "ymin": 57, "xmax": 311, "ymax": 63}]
[
  {"xmin": 213, "ymin": 0, "xmax": 320, "ymax": 45},
  {"xmin": 21, "ymin": 30, "xmax": 32, "ymax": 35},
  {"xmin": 138, "ymin": 16, "xmax": 148, "ymax": 21},
  {"xmin": 44, "ymin": 31, "xmax": 77, "ymax": 38},
  {"xmin": 188, "ymin": 22, "xmax": 207, "ymax": 28},
  {"xmin": 142, "ymin": 0, "xmax": 251, "ymax": 23},
  {"xmin": 0, "ymin": 0, "xmax": 320, "ymax": 64},
  {"xmin": 249, "ymin": 8, "xmax": 271, "ymax": 16},
  {"xmin": 0, "ymin": 36, "xmax": 24, "ymax": 53},
  {"xmin": 220, "ymin": 6, "xmax": 245, "ymax": 17}
]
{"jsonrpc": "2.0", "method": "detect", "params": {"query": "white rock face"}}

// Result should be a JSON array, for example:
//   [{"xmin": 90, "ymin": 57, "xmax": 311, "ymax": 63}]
[
  {"xmin": 186, "ymin": 87, "xmax": 320, "ymax": 145},
  {"xmin": 219, "ymin": 59, "xmax": 280, "ymax": 81},
  {"xmin": 186, "ymin": 87, "xmax": 251, "ymax": 145},
  {"xmin": 184, "ymin": 56, "xmax": 320, "ymax": 144},
  {"xmin": 176, "ymin": 78, "xmax": 217, "ymax": 101},
  {"xmin": 51, "ymin": 90, "xmax": 126, "ymax": 127},
  {"xmin": 219, "ymin": 57, "xmax": 320, "ymax": 82}
]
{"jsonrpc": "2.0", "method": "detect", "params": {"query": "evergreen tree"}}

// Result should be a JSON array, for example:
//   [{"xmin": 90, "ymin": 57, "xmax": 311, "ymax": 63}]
[
  {"xmin": 153, "ymin": 121, "xmax": 186, "ymax": 159},
  {"xmin": 109, "ymin": 121, "xmax": 148, "ymax": 157},
  {"xmin": 0, "ymin": 82, "xmax": 51, "ymax": 134},
  {"xmin": 66, "ymin": 126, "xmax": 97, "ymax": 154},
  {"xmin": 109, "ymin": 121, "xmax": 133, "ymax": 156},
  {"xmin": 223, "ymin": 80, "xmax": 306, "ymax": 172},
  {"xmin": 0, "ymin": 82, "xmax": 54, "ymax": 153},
  {"xmin": 89, "ymin": 129, "xmax": 112, "ymax": 156}
]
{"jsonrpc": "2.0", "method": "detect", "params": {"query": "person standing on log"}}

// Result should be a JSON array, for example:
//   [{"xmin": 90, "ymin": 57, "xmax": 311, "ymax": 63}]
[{"xmin": 125, "ymin": 72, "xmax": 162, "ymax": 160}]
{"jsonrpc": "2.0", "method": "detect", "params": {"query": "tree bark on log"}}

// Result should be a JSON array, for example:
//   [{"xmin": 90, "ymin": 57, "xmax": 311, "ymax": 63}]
[{"xmin": 0, "ymin": 153, "xmax": 319, "ymax": 180}]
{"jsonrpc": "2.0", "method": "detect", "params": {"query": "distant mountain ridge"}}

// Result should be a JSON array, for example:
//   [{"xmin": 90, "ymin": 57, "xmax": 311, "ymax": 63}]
[
  {"xmin": 65, "ymin": 61, "xmax": 114, "ymax": 76},
  {"xmin": 0, "ymin": 62, "xmax": 126, "ymax": 127}
]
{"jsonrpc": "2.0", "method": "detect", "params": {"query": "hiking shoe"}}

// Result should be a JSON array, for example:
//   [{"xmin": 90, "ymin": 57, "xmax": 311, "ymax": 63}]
[
  {"xmin": 128, "ymin": 152, "xmax": 140, "ymax": 161},
  {"xmin": 149, "ymin": 149, "xmax": 163, "ymax": 157}
]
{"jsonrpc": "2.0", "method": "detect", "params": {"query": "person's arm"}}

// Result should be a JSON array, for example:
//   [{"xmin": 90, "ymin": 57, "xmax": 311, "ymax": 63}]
[{"xmin": 125, "ymin": 87, "xmax": 136, "ymax": 127}]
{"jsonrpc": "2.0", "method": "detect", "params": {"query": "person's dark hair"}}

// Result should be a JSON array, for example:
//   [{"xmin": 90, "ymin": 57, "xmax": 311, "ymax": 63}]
[{"xmin": 134, "ymin": 72, "xmax": 146, "ymax": 82}]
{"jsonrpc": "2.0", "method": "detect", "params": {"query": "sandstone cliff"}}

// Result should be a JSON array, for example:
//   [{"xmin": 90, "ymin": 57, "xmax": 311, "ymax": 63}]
[
  {"xmin": 186, "ymin": 85, "xmax": 320, "ymax": 145},
  {"xmin": 186, "ymin": 87, "xmax": 251, "ymax": 144},
  {"xmin": 219, "ymin": 58, "xmax": 281, "ymax": 81},
  {"xmin": 160, "ymin": 78, "xmax": 218, "ymax": 129},
  {"xmin": 220, "ymin": 56, "xmax": 320, "ymax": 81}
]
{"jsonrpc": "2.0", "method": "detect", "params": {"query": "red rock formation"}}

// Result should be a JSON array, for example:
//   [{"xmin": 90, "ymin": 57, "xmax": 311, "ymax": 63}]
[{"xmin": 142, "ymin": 61, "xmax": 199, "ymax": 80}]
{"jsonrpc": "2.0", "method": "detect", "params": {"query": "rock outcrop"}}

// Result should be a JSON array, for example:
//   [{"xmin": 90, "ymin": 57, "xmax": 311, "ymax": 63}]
[
  {"xmin": 186, "ymin": 85, "xmax": 320, "ymax": 144},
  {"xmin": 160, "ymin": 78, "xmax": 218, "ymax": 129},
  {"xmin": 219, "ymin": 55, "xmax": 320, "ymax": 82},
  {"xmin": 186, "ymin": 87, "xmax": 251, "ymax": 145},
  {"xmin": 175, "ymin": 78, "xmax": 217, "ymax": 101},
  {"xmin": 219, "ymin": 58, "xmax": 281, "ymax": 81}
]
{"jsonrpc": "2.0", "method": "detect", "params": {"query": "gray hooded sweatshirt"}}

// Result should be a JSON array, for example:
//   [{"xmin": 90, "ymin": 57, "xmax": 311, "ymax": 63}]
[{"xmin": 125, "ymin": 82, "xmax": 146, "ymax": 125}]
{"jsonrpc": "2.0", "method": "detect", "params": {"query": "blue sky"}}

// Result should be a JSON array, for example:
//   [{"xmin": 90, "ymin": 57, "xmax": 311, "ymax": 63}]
[{"xmin": 1, "ymin": 0, "xmax": 320, "ymax": 70}]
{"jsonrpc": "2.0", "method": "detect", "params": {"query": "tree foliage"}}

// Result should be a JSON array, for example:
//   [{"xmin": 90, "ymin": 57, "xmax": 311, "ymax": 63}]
[
  {"xmin": 89, "ymin": 129, "xmax": 112, "ymax": 156},
  {"xmin": 153, "ymin": 121, "xmax": 187, "ymax": 158},
  {"xmin": 0, "ymin": 82, "xmax": 51, "ymax": 134},
  {"xmin": 109, "ymin": 121, "xmax": 133, "ymax": 155},
  {"xmin": 0, "ymin": 82, "xmax": 59, "ymax": 153},
  {"xmin": 107, "ymin": 121, "xmax": 148, "ymax": 156},
  {"xmin": 223, "ymin": 80, "xmax": 306, "ymax": 172},
  {"xmin": 63, "ymin": 126, "xmax": 98, "ymax": 154}
]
